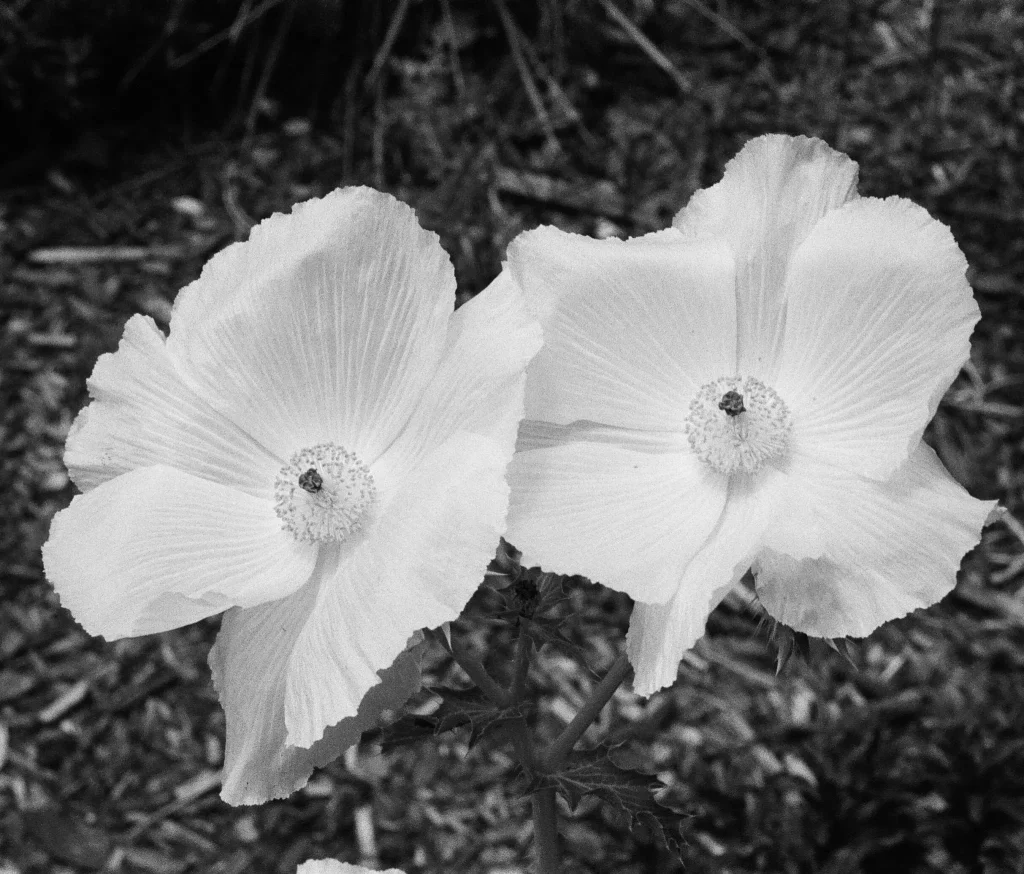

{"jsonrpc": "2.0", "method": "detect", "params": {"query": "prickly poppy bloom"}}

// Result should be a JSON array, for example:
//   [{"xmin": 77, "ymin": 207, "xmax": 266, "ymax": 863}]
[
  {"xmin": 299, "ymin": 862, "xmax": 405, "ymax": 874},
  {"xmin": 503, "ymin": 135, "xmax": 997, "ymax": 695},
  {"xmin": 43, "ymin": 188, "xmax": 542, "ymax": 801}
]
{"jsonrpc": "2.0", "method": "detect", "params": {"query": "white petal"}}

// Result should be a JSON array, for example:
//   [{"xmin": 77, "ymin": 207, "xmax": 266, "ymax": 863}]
[
  {"xmin": 674, "ymin": 134, "xmax": 858, "ymax": 378},
  {"xmin": 285, "ymin": 431, "xmax": 511, "ymax": 747},
  {"xmin": 774, "ymin": 196, "xmax": 979, "ymax": 479},
  {"xmin": 626, "ymin": 470, "xmax": 786, "ymax": 695},
  {"xmin": 505, "ymin": 225, "xmax": 736, "ymax": 430},
  {"xmin": 167, "ymin": 188, "xmax": 455, "ymax": 465},
  {"xmin": 65, "ymin": 315, "xmax": 279, "ymax": 495},
  {"xmin": 515, "ymin": 419, "xmax": 695, "ymax": 453},
  {"xmin": 754, "ymin": 443, "xmax": 996, "ymax": 638},
  {"xmin": 370, "ymin": 269, "xmax": 541, "ymax": 499},
  {"xmin": 42, "ymin": 465, "xmax": 316, "ymax": 638},
  {"xmin": 212, "ymin": 575, "xmax": 421, "ymax": 805},
  {"xmin": 506, "ymin": 440, "xmax": 727, "ymax": 604},
  {"xmin": 298, "ymin": 862, "xmax": 406, "ymax": 874}
]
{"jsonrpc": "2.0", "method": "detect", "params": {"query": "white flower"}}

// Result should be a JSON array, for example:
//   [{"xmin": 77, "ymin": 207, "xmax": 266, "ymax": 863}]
[
  {"xmin": 502, "ymin": 134, "xmax": 997, "ymax": 696},
  {"xmin": 43, "ymin": 187, "xmax": 542, "ymax": 802},
  {"xmin": 298, "ymin": 862, "xmax": 405, "ymax": 874}
]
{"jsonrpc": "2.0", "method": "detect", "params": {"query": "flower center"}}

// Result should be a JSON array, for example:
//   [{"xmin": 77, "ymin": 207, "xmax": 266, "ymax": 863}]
[
  {"xmin": 274, "ymin": 443, "xmax": 376, "ymax": 543},
  {"xmin": 686, "ymin": 376, "xmax": 792, "ymax": 474}
]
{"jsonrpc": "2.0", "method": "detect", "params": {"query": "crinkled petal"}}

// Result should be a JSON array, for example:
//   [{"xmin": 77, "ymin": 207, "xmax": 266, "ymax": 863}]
[
  {"xmin": 626, "ymin": 469, "xmax": 787, "ymax": 695},
  {"xmin": 167, "ymin": 188, "xmax": 454, "ymax": 465},
  {"xmin": 298, "ymin": 862, "xmax": 406, "ymax": 874},
  {"xmin": 284, "ymin": 431, "xmax": 511, "ymax": 748},
  {"xmin": 505, "ymin": 225, "xmax": 736, "ymax": 430},
  {"xmin": 65, "ymin": 315, "xmax": 279, "ymax": 495},
  {"xmin": 774, "ymin": 196, "xmax": 979, "ymax": 479},
  {"xmin": 212, "ymin": 568, "xmax": 422, "ymax": 805},
  {"xmin": 506, "ymin": 439, "xmax": 727, "ymax": 604},
  {"xmin": 42, "ymin": 465, "xmax": 316, "ymax": 639},
  {"xmin": 754, "ymin": 442, "xmax": 996, "ymax": 638},
  {"xmin": 674, "ymin": 134, "xmax": 858, "ymax": 378},
  {"xmin": 370, "ymin": 269, "xmax": 541, "ymax": 499}
]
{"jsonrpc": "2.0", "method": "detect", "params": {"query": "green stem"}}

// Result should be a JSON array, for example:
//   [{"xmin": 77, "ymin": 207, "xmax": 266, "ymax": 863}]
[
  {"xmin": 531, "ymin": 785, "xmax": 561, "ymax": 874},
  {"xmin": 539, "ymin": 653, "xmax": 632, "ymax": 771},
  {"xmin": 449, "ymin": 633, "xmax": 511, "ymax": 706},
  {"xmin": 511, "ymin": 622, "xmax": 531, "ymax": 700}
]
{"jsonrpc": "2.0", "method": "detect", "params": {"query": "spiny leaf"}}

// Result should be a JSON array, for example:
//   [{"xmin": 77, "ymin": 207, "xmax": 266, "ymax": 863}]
[
  {"xmin": 376, "ymin": 686, "xmax": 529, "ymax": 751},
  {"xmin": 528, "ymin": 746, "xmax": 685, "ymax": 857},
  {"xmin": 427, "ymin": 685, "xmax": 529, "ymax": 747},
  {"xmin": 374, "ymin": 714, "xmax": 439, "ymax": 753}
]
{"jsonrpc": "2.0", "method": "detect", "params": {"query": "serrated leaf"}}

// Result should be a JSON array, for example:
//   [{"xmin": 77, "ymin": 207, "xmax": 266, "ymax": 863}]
[
  {"xmin": 374, "ymin": 714, "xmax": 440, "ymax": 752},
  {"xmin": 377, "ymin": 686, "xmax": 528, "ymax": 751},
  {"xmin": 530, "ymin": 747, "xmax": 685, "ymax": 856},
  {"xmin": 428, "ymin": 685, "xmax": 528, "ymax": 747}
]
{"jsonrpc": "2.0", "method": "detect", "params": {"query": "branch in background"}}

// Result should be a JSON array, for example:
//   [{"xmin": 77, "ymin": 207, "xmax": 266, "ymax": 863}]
[
  {"xmin": 245, "ymin": 0, "xmax": 298, "ymax": 133},
  {"xmin": 678, "ymin": 0, "xmax": 766, "ymax": 57},
  {"xmin": 491, "ymin": 0, "xmax": 562, "ymax": 153},
  {"xmin": 494, "ymin": 166, "xmax": 627, "ymax": 221},
  {"xmin": 27, "ymin": 245, "xmax": 187, "ymax": 264},
  {"xmin": 365, "ymin": 0, "xmax": 414, "ymax": 91},
  {"xmin": 596, "ymin": 0, "xmax": 694, "ymax": 96}
]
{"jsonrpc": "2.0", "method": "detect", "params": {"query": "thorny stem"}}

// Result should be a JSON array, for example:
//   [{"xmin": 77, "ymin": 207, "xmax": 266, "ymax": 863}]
[
  {"xmin": 507, "ymin": 625, "xmax": 559, "ymax": 874},
  {"xmin": 539, "ymin": 653, "xmax": 633, "ymax": 772},
  {"xmin": 531, "ymin": 785, "xmax": 561, "ymax": 874},
  {"xmin": 452, "ymin": 619, "xmax": 633, "ymax": 873},
  {"xmin": 511, "ymin": 622, "xmax": 531, "ymax": 700},
  {"xmin": 525, "ymin": 649, "xmax": 633, "ymax": 873}
]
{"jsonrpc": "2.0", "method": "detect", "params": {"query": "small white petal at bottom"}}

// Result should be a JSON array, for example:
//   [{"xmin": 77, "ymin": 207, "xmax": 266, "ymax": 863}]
[{"xmin": 297, "ymin": 861, "xmax": 406, "ymax": 874}]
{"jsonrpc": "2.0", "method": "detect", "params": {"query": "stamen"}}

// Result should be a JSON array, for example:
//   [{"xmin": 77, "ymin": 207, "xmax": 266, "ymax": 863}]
[
  {"xmin": 275, "ymin": 443, "xmax": 376, "ymax": 543},
  {"xmin": 686, "ymin": 376, "xmax": 791, "ymax": 475}
]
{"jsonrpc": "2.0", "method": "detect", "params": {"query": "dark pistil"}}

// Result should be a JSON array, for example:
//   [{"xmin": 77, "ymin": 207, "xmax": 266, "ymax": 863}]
[
  {"xmin": 298, "ymin": 468, "xmax": 323, "ymax": 493},
  {"xmin": 718, "ymin": 390, "xmax": 746, "ymax": 417}
]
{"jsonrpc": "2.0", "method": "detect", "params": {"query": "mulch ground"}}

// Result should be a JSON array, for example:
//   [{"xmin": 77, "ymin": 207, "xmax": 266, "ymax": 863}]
[{"xmin": 2, "ymin": 1, "xmax": 1024, "ymax": 872}]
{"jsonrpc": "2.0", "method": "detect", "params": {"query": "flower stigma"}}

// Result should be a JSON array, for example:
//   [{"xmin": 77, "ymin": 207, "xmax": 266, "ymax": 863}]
[
  {"xmin": 274, "ymin": 443, "xmax": 376, "ymax": 543},
  {"xmin": 298, "ymin": 468, "xmax": 323, "ymax": 493},
  {"xmin": 718, "ymin": 390, "xmax": 746, "ymax": 417},
  {"xmin": 686, "ymin": 376, "xmax": 792, "ymax": 475}
]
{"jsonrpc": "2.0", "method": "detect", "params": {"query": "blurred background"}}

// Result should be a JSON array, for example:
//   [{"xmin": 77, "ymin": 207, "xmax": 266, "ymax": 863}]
[{"xmin": 1, "ymin": 0, "xmax": 1023, "ymax": 871}]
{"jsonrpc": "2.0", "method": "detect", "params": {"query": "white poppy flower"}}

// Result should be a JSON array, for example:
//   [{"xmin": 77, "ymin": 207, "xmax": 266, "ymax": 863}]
[
  {"xmin": 43, "ymin": 187, "xmax": 542, "ymax": 802},
  {"xmin": 502, "ymin": 134, "xmax": 997, "ymax": 696},
  {"xmin": 298, "ymin": 862, "xmax": 405, "ymax": 874}
]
